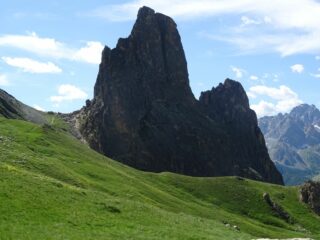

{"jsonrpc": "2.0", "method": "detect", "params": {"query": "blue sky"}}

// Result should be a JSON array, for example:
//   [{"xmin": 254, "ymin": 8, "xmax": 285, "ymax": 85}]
[{"xmin": 1, "ymin": 0, "xmax": 320, "ymax": 117}]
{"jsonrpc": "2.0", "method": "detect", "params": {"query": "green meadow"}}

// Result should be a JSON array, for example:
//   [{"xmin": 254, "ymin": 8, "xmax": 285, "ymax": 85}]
[{"xmin": 0, "ymin": 116, "xmax": 319, "ymax": 239}]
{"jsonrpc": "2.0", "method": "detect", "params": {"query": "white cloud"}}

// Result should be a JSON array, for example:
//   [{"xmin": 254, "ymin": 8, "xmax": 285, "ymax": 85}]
[
  {"xmin": 249, "ymin": 85, "xmax": 303, "ymax": 117},
  {"xmin": 263, "ymin": 16, "xmax": 272, "ymax": 23},
  {"xmin": 33, "ymin": 105, "xmax": 45, "ymax": 112},
  {"xmin": 0, "ymin": 32, "xmax": 68, "ymax": 58},
  {"xmin": 250, "ymin": 75, "xmax": 258, "ymax": 80},
  {"xmin": 50, "ymin": 84, "xmax": 88, "ymax": 103},
  {"xmin": 251, "ymin": 100, "xmax": 277, "ymax": 117},
  {"xmin": 0, "ymin": 74, "xmax": 10, "ymax": 86},
  {"xmin": 310, "ymin": 68, "xmax": 320, "ymax": 78},
  {"xmin": 231, "ymin": 66, "xmax": 245, "ymax": 78},
  {"xmin": 73, "ymin": 41, "xmax": 104, "ymax": 64},
  {"xmin": 207, "ymin": 32, "xmax": 320, "ymax": 56},
  {"xmin": 249, "ymin": 85, "xmax": 299, "ymax": 101},
  {"xmin": 290, "ymin": 64, "xmax": 304, "ymax": 73},
  {"xmin": 91, "ymin": 0, "xmax": 320, "ymax": 56},
  {"xmin": 2, "ymin": 57, "xmax": 62, "ymax": 74},
  {"xmin": 247, "ymin": 92, "xmax": 256, "ymax": 99},
  {"xmin": 241, "ymin": 16, "xmax": 260, "ymax": 26},
  {"xmin": 315, "ymin": 56, "xmax": 320, "ymax": 60},
  {"xmin": 89, "ymin": 0, "xmax": 320, "ymax": 26},
  {"xmin": 88, "ymin": 0, "xmax": 278, "ymax": 21},
  {"xmin": 0, "ymin": 32, "xmax": 104, "ymax": 64},
  {"xmin": 311, "ymin": 73, "xmax": 320, "ymax": 78}
]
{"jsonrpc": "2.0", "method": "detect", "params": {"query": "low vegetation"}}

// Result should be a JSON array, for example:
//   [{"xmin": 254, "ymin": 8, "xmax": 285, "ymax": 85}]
[{"xmin": 0, "ymin": 116, "xmax": 319, "ymax": 239}]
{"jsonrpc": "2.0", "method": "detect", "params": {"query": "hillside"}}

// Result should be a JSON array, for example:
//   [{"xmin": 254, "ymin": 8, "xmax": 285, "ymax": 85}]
[
  {"xmin": 0, "ymin": 89, "xmax": 48, "ymax": 124},
  {"xmin": 0, "ymin": 115, "xmax": 319, "ymax": 239},
  {"xmin": 259, "ymin": 104, "xmax": 320, "ymax": 185}
]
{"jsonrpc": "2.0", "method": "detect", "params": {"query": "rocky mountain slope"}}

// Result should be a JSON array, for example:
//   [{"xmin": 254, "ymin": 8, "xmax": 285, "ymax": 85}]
[
  {"xmin": 259, "ymin": 104, "xmax": 320, "ymax": 185},
  {"xmin": 0, "ymin": 89, "xmax": 47, "ymax": 124},
  {"xmin": 77, "ymin": 6, "xmax": 283, "ymax": 184}
]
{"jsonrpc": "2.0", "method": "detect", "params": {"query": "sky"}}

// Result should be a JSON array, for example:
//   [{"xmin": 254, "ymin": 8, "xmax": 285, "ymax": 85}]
[{"xmin": 1, "ymin": 0, "xmax": 320, "ymax": 117}]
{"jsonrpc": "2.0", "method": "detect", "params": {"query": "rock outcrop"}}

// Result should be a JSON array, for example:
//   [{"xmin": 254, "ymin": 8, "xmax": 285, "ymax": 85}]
[
  {"xmin": 78, "ymin": 6, "xmax": 283, "ymax": 184},
  {"xmin": 300, "ymin": 181, "xmax": 320, "ymax": 215},
  {"xmin": 263, "ymin": 192, "xmax": 293, "ymax": 223}
]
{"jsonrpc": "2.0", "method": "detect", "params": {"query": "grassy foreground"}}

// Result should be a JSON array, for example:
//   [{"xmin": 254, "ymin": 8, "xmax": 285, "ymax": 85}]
[{"xmin": 0, "ymin": 116, "xmax": 319, "ymax": 240}]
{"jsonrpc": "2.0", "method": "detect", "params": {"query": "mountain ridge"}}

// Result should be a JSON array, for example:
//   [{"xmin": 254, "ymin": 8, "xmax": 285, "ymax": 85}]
[
  {"xmin": 259, "ymin": 104, "xmax": 320, "ymax": 185},
  {"xmin": 0, "ymin": 89, "xmax": 47, "ymax": 124}
]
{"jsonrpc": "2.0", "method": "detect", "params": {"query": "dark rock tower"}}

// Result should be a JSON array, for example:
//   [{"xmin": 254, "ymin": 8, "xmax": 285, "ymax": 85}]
[{"xmin": 79, "ymin": 6, "xmax": 283, "ymax": 185}]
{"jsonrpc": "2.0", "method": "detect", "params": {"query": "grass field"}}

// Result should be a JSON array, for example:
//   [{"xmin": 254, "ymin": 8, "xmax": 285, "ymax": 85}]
[{"xmin": 0, "ymin": 116, "xmax": 319, "ymax": 239}]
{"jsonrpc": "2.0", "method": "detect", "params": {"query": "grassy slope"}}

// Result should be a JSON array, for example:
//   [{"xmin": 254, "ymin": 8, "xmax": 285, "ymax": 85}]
[{"xmin": 0, "ymin": 116, "xmax": 319, "ymax": 240}]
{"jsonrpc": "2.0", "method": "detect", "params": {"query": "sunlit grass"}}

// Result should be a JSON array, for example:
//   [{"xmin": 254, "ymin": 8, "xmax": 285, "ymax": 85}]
[{"xmin": 0, "ymin": 117, "xmax": 319, "ymax": 239}]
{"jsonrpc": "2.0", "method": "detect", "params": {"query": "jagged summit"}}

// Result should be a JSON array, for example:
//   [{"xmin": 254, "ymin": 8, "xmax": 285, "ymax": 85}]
[
  {"xmin": 137, "ymin": 6, "xmax": 156, "ymax": 17},
  {"xmin": 200, "ymin": 78, "xmax": 251, "ymax": 117},
  {"xmin": 290, "ymin": 104, "xmax": 320, "ymax": 125},
  {"xmin": 133, "ymin": 6, "xmax": 177, "ymax": 37},
  {"xmin": 94, "ymin": 5, "xmax": 193, "ymax": 106},
  {"xmin": 77, "ymin": 6, "xmax": 283, "ymax": 184}
]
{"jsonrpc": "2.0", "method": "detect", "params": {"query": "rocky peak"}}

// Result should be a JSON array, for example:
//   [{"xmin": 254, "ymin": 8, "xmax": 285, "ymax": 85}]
[
  {"xmin": 137, "ymin": 6, "xmax": 155, "ymax": 18},
  {"xmin": 200, "ymin": 78, "xmax": 250, "ymax": 108},
  {"xmin": 133, "ymin": 6, "xmax": 177, "ymax": 33},
  {"xmin": 260, "ymin": 104, "xmax": 320, "ymax": 145},
  {"xmin": 78, "ymin": 6, "xmax": 283, "ymax": 185},
  {"xmin": 290, "ymin": 104, "xmax": 320, "ymax": 126},
  {"xmin": 94, "ymin": 5, "xmax": 193, "ymax": 106},
  {"xmin": 199, "ymin": 79, "xmax": 253, "ymax": 124},
  {"xmin": 259, "ymin": 104, "xmax": 320, "ymax": 185}
]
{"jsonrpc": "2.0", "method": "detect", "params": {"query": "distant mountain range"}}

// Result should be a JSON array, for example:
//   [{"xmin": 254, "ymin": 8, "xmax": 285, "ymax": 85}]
[{"xmin": 259, "ymin": 104, "xmax": 320, "ymax": 185}]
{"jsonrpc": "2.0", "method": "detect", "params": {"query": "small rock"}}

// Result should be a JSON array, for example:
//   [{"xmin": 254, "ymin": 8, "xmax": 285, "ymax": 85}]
[{"xmin": 233, "ymin": 225, "xmax": 240, "ymax": 231}]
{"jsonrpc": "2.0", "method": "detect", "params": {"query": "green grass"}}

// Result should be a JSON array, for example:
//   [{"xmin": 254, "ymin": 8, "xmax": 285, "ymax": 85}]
[{"xmin": 0, "ymin": 116, "xmax": 319, "ymax": 239}]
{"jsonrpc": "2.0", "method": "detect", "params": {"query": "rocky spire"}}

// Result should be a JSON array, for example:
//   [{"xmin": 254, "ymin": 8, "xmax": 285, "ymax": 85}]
[
  {"xmin": 94, "ymin": 6, "xmax": 194, "ymax": 105},
  {"xmin": 78, "ymin": 6, "xmax": 283, "ymax": 185}
]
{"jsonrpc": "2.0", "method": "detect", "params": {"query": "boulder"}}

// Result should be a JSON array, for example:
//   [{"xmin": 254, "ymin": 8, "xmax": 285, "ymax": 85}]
[{"xmin": 300, "ymin": 181, "xmax": 320, "ymax": 215}]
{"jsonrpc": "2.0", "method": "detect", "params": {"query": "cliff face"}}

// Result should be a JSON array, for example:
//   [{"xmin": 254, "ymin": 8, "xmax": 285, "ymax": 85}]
[
  {"xmin": 79, "ymin": 6, "xmax": 283, "ymax": 184},
  {"xmin": 199, "ymin": 80, "xmax": 282, "ymax": 183}
]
